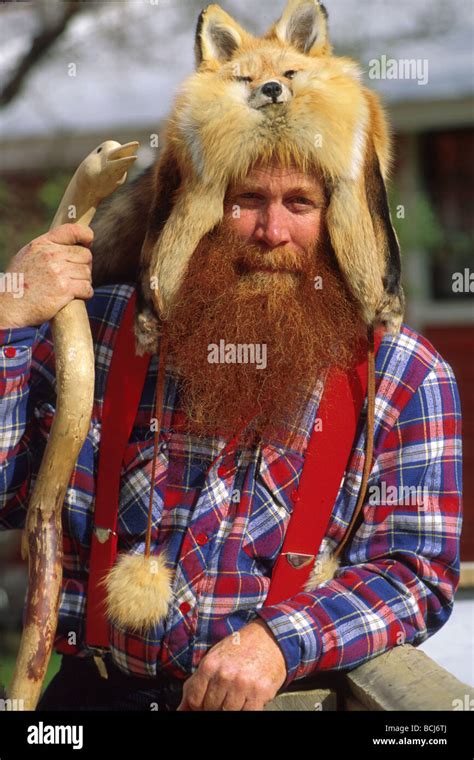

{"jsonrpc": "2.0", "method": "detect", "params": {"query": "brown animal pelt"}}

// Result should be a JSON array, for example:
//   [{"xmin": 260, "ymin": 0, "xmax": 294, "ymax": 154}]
[
  {"xmin": 101, "ymin": 553, "xmax": 173, "ymax": 632},
  {"xmin": 90, "ymin": 1, "xmax": 404, "ymax": 355}
]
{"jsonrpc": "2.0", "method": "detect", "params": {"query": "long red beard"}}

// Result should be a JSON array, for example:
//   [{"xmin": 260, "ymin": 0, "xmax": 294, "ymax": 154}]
[{"xmin": 165, "ymin": 223, "xmax": 365, "ymax": 449}]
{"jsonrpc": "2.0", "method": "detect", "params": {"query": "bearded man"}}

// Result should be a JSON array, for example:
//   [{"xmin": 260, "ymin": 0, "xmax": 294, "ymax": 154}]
[
  {"xmin": 0, "ymin": 158, "xmax": 462, "ymax": 711},
  {"xmin": 166, "ymin": 160, "xmax": 363, "ymax": 449}
]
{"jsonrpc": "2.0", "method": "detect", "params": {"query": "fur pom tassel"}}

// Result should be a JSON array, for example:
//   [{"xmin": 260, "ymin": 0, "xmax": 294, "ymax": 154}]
[
  {"xmin": 303, "ymin": 553, "xmax": 340, "ymax": 592},
  {"xmin": 101, "ymin": 553, "xmax": 173, "ymax": 632}
]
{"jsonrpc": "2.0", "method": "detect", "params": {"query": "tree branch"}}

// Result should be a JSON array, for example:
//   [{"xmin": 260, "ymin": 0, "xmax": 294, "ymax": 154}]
[{"xmin": 0, "ymin": 2, "xmax": 83, "ymax": 108}]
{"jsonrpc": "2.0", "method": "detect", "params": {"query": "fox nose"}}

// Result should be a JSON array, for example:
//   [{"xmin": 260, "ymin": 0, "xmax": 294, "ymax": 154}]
[{"xmin": 261, "ymin": 81, "xmax": 283, "ymax": 100}]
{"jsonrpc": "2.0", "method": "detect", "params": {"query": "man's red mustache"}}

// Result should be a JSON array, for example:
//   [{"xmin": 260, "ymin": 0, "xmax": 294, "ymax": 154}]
[
  {"xmin": 234, "ymin": 244, "xmax": 307, "ymax": 275},
  {"xmin": 249, "ymin": 268, "xmax": 297, "ymax": 274}
]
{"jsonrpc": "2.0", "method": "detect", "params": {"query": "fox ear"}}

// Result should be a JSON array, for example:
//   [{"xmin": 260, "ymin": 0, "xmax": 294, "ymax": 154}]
[
  {"xmin": 195, "ymin": 4, "xmax": 251, "ymax": 67},
  {"xmin": 267, "ymin": 0, "xmax": 332, "ymax": 56}
]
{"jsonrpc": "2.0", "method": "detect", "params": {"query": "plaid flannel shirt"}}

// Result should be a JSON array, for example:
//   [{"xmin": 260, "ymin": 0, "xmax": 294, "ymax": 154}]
[{"xmin": 0, "ymin": 283, "xmax": 462, "ymax": 689}]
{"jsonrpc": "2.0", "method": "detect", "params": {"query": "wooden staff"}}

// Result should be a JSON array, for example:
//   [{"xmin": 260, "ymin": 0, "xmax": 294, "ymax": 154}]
[{"xmin": 6, "ymin": 140, "xmax": 139, "ymax": 711}]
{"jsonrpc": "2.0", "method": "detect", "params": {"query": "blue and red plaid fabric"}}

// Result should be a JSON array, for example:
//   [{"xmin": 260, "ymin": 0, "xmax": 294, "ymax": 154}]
[{"xmin": 0, "ymin": 283, "xmax": 462, "ymax": 689}]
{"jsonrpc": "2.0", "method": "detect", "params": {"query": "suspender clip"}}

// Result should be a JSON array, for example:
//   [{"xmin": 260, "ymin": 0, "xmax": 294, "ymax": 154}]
[
  {"xmin": 283, "ymin": 552, "xmax": 314, "ymax": 569},
  {"xmin": 93, "ymin": 526, "xmax": 117, "ymax": 544}
]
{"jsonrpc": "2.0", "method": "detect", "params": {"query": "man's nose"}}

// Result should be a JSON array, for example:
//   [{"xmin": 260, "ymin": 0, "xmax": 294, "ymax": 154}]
[
  {"xmin": 253, "ymin": 205, "xmax": 291, "ymax": 247},
  {"xmin": 260, "ymin": 81, "xmax": 282, "ymax": 100}
]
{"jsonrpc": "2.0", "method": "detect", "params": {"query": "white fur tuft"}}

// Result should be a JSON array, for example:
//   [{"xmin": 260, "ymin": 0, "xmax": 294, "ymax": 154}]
[
  {"xmin": 303, "ymin": 552, "xmax": 340, "ymax": 591},
  {"xmin": 102, "ymin": 553, "xmax": 174, "ymax": 632}
]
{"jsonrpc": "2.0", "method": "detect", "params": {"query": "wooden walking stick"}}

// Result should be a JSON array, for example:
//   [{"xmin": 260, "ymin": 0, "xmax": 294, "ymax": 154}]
[{"xmin": 6, "ymin": 140, "xmax": 139, "ymax": 711}]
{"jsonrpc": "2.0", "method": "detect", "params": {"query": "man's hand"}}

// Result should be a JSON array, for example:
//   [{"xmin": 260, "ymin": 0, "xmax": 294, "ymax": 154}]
[
  {"xmin": 176, "ymin": 618, "xmax": 287, "ymax": 711},
  {"xmin": 0, "ymin": 223, "xmax": 94, "ymax": 330}
]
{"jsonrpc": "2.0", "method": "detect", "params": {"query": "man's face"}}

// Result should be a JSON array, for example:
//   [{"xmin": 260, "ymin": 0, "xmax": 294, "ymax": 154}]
[
  {"xmin": 224, "ymin": 162, "xmax": 327, "ymax": 264},
  {"xmin": 166, "ymin": 161, "xmax": 364, "ymax": 449}
]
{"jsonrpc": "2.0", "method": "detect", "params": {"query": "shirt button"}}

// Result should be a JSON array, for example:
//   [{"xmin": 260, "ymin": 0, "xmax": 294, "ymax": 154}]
[
  {"xmin": 179, "ymin": 601, "xmax": 191, "ymax": 615},
  {"xmin": 291, "ymin": 490, "xmax": 300, "ymax": 503},
  {"xmin": 196, "ymin": 532, "xmax": 208, "ymax": 546},
  {"xmin": 4, "ymin": 347, "xmax": 16, "ymax": 358}
]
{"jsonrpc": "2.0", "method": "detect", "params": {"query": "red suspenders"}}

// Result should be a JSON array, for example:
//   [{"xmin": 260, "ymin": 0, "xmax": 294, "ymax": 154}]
[
  {"xmin": 85, "ymin": 289, "xmax": 383, "ymax": 647},
  {"xmin": 264, "ymin": 331, "xmax": 381, "ymax": 605},
  {"xmin": 85, "ymin": 292, "xmax": 152, "ymax": 647}
]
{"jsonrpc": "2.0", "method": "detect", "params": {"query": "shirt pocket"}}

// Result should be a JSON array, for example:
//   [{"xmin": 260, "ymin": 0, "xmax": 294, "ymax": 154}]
[{"xmin": 241, "ymin": 445, "xmax": 301, "ymax": 567}]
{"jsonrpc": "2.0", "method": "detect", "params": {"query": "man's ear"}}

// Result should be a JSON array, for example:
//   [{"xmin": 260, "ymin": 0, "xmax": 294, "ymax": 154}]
[
  {"xmin": 194, "ymin": 4, "xmax": 252, "ymax": 67},
  {"xmin": 265, "ymin": 0, "xmax": 332, "ymax": 56},
  {"xmin": 325, "ymin": 133, "xmax": 404, "ymax": 335}
]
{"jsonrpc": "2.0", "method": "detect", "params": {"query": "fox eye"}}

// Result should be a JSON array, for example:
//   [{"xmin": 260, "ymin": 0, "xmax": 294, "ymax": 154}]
[
  {"xmin": 283, "ymin": 70, "xmax": 297, "ymax": 79},
  {"xmin": 235, "ymin": 75, "xmax": 253, "ymax": 83}
]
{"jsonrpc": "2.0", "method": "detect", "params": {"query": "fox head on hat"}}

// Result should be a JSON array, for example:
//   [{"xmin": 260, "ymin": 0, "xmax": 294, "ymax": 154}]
[{"xmin": 134, "ymin": 0, "xmax": 404, "ymax": 355}]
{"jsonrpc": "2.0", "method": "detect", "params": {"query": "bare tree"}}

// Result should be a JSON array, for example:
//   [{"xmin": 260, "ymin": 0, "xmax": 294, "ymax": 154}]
[{"xmin": 0, "ymin": 1, "xmax": 91, "ymax": 107}]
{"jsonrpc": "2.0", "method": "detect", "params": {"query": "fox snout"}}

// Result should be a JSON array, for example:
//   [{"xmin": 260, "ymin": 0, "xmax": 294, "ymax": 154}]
[{"xmin": 248, "ymin": 79, "xmax": 292, "ymax": 109}]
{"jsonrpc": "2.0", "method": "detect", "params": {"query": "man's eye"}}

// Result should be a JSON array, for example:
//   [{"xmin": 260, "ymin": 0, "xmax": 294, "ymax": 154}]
[
  {"xmin": 283, "ymin": 70, "xmax": 297, "ymax": 79},
  {"xmin": 235, "ymin": 76, "xmax": 253, "ymax": 83},
  {"xmin": 290, "ymin": 197, "xmax": 311, "ymax": 205}
]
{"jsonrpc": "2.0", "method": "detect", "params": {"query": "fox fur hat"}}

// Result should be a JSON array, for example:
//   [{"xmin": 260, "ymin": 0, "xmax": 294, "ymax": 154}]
[{"xmin": 127, "ymin": 0, "xmax": 404, "ymax": 354}]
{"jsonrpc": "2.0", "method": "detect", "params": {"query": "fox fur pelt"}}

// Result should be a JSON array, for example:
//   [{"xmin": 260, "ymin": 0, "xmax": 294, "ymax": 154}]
[{"xmin": 91, "ymin": 0, "xmax": 404, "ymax": 357}]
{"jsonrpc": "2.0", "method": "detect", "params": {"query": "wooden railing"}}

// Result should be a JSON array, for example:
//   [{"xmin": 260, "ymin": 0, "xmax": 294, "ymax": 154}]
[{"xmin": 265, "ymin": 644, "xmax": 474, "ymax": 711}]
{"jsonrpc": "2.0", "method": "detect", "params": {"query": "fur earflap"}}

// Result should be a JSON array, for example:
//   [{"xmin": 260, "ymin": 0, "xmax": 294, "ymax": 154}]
[
  {"xmin": 132, "ymin": 0, "xmax": 404, "ymax": 354},
  {"xmin": 101, "ymin": 552, "xmax": 173, "ymax": 632}
]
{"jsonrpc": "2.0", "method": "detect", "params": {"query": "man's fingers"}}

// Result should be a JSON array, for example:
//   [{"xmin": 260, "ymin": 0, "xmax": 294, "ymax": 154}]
[
  {"xmin": 241, "ymin": 696, "xmax": 266, "ymax": 711},
  {"xmin": 44, "ymin": 223, "xmax": 94, "ymax": 248},
  {"xmin": 179, "ymin": 672, "xmax": 209, "ymax": 711},
  {"xmin": 178, "ymin": 670, "xmax": 270, "ymax": 711},
  {"xmin": 62, "ymin": 245, "xmax": 93, "ymax": 265},
  {"xmin": 202, "ymin": 677, "xmax": 229, "ymax": 711},
  {"xmin": 67, "ymin": 263, "xmax": 93, "ymax": 280},
  {"xmin": 71, "ymin": 279, "xmax": 94, "ymax": 301},
  {"xmin": 73, "ymin": 280, "xmax": 94, "ymax": 299},
  {"xmin": 218, "ymin": 686, "xmax": 247, "ymax": 711}
]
